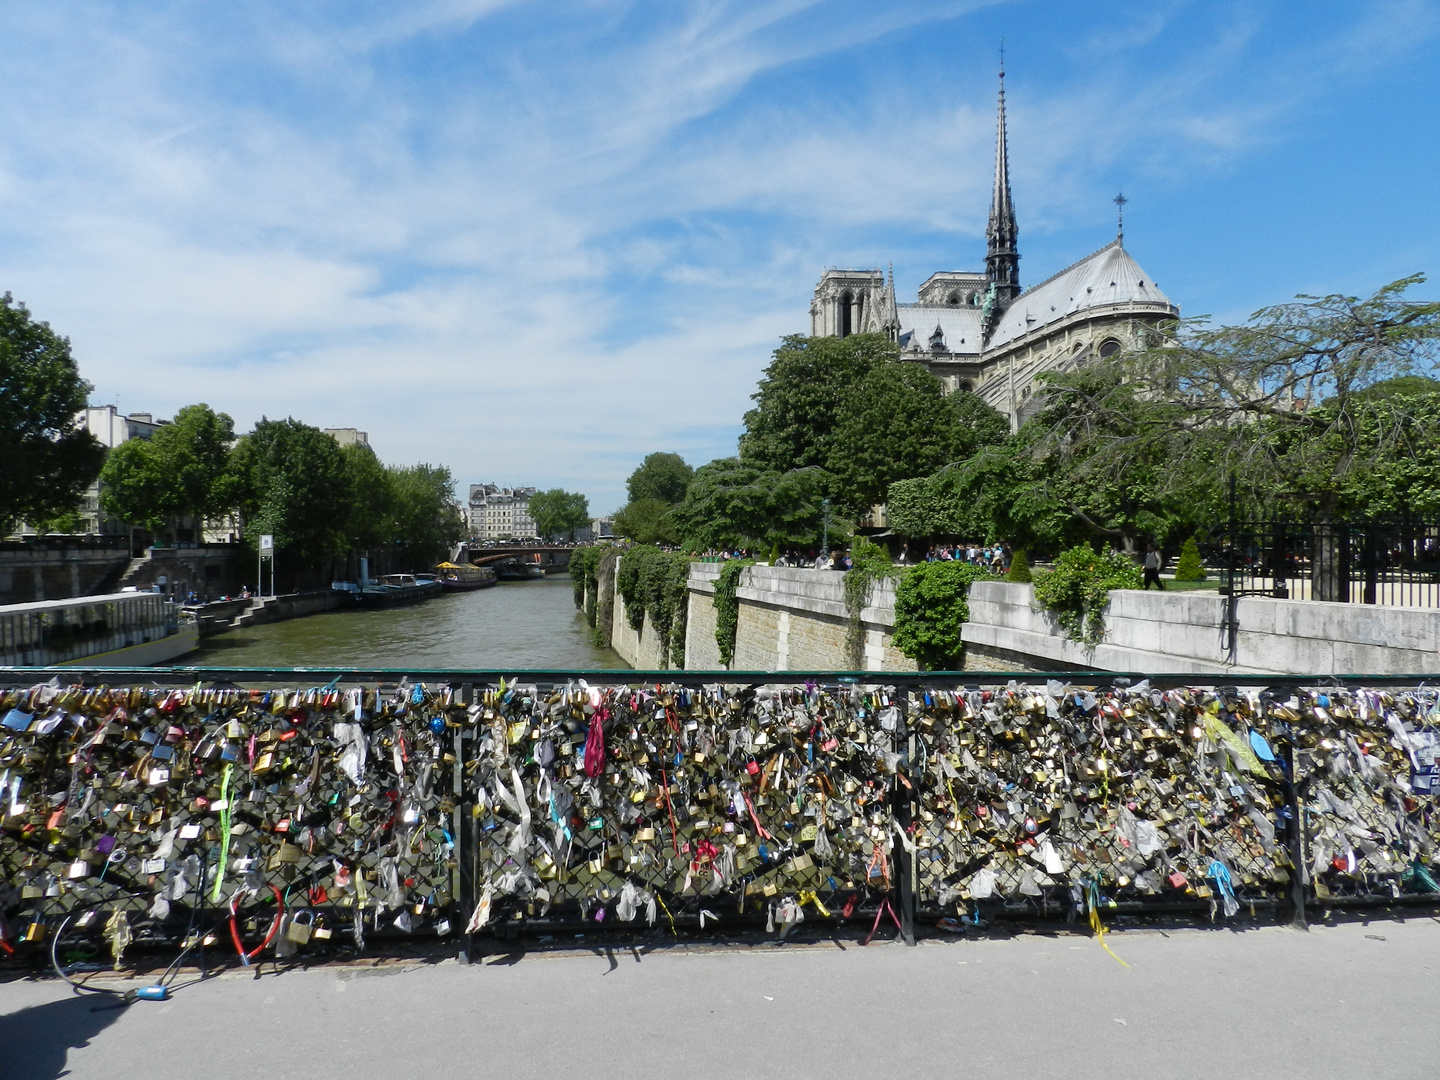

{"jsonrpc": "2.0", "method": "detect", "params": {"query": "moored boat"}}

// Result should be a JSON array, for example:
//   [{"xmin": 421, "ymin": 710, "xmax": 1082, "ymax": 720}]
[
  {"xmin": 434, "ymin": 562, "xmax": 498, "ymax": 590},
  {"xmin": 0, "ymin": 592, "xmax": 199, "ymax": 667}
]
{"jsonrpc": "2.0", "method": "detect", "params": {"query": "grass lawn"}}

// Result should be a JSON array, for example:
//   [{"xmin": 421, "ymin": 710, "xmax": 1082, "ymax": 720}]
[{"xmin": 1158, "ymin": 577, "xmax": 1223, "ymax": 591}]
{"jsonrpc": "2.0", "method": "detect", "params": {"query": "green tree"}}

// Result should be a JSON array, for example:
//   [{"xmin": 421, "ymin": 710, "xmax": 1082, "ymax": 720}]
[
  {"xmin": 670, "ymin": 458, "xmax": 833, "ymax": 551},
  {"xmin": 0, "ymin": 293, "xmax": 105, "ymax": 530},
  {"xmin": 1041, "ymin": 276, "xmax": 1440, "ymax": 598},
  {"xmin": 626, "ymin": 453, "xmax": 694, "ymax": 505},
  {"xmin": 613, "ymin": 498, "xmax": 678, "ymax": 546},
  {"xmin": 1033, "ymin": 545, "xmax": 1144, "ymax": 647},
  {"xmin": 338, "ymin": 442, "xmax": 396, "ymax": 553},
  {"xmin": 100, "ymin": 403, "xmax": 237, "ymax": 535},
  {"xmin": 827, "ymin": 362, "xmax": 963, "ymax": 515},
  {"xmin": 387, "ymin": 464, "xmax": 463, "ymax": 569},
  {"xmin": 529, "ymin": 489, "xmax": 591, "ymax": 541},
  {"xmin": 228, "ymin": 418, "xmax": 352, "ymax": 586},
  {"xmin": 740, "ymin": 333, "xmax": 897, "ymax": 472},
  {"xmin": 887, "ymin": 373, "xmax": 1218, "ymax": 555},
  {"xmin": 1006, "ymin": 548, "xmax": 1032, "ymax": 583}
]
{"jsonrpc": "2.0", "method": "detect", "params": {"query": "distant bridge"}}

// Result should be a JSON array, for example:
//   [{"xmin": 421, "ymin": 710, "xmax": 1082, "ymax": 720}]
[{"xmin": 453, "ymin": 544, "xmax": 575, "ymax": 573}]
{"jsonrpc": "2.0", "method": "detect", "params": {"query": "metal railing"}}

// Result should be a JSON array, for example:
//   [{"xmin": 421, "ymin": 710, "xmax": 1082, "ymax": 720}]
[
  {"xmin": 2, "ymin": 666, "xmax": 1437, "ymax": 968},
  {"xmin": 1203, "ymin": 519, "xmax": 1440, "ymax": 608}
]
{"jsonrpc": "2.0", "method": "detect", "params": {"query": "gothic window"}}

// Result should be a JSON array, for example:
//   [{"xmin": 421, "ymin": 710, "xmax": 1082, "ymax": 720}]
[
  {"xmin": 839, "ymin": 290, "xmax": 854, "ymax": 337},
  {"xmin": 947, "ymin": 291, "xmax": 961, "ymax": 306},
  {"xmin": 958, "ymin": 380, "xmax": 975, "ymax": 393},
  {"xmin": 1098, "ymin": 338, "xmax": 1122, "ymax": 358}
]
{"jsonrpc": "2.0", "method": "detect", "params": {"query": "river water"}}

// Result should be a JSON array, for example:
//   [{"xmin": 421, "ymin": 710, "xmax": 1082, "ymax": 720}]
[{"xmin": 190, "ymin": 576, "xmax": 625, "ymax": 671}]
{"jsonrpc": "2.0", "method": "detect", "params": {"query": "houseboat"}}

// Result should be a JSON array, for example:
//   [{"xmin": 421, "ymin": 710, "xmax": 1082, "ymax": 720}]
[
  {"xmin": 0, "ymin": 591, "xmax": 199, "ymax": 668},
  {"xmin": 434, "ymin": 562, "xmax": 498, "ymax": 590}
]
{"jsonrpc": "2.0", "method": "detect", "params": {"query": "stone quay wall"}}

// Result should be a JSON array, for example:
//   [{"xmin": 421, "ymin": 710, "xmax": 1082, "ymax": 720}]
[
  {"xmin": 962, "ymin": 580, "xmax": 1440, "ymax": 676},
  {"xmin": 607, "ymin": 559, "xmax": 916, "ymax": 672},
  {"xmin": 0, "ymin": 545, "xmax": 129, "ymax": 604},
  {"xmin": 602, "ymin": 560, "xmax": 1440, "ymax": 675}
]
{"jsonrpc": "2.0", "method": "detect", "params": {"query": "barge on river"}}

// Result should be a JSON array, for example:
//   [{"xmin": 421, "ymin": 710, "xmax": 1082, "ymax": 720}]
[
  {"xmin": 434, "ymin": 562, "xmax": 498, "ymax": 591},
  {"xmin": 332, "ymin": 573, "xmax": 442, "ymax": 607}
]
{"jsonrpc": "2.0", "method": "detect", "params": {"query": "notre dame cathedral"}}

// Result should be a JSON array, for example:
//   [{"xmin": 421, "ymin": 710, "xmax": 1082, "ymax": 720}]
[{"xmin": 810, "ymin": 68, "xmax": 1178, "ymax": 429}]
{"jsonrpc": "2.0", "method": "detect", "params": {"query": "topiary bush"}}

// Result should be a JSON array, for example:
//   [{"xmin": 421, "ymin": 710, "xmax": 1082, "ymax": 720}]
[
  {"xmin": 1173, "ymin": 536, "xmax": 1205, "ymax": 581},
  {"xmin": 1033, "ymin": 545, "xmax": 1143, "ymax": 648},
  {"xmin": 1006, "ymin": 548, "xmax": 1032, "ymax": 583},
  {"xmin": 892, "ymin": 561, "xmax": 990, "ymax": 670}
]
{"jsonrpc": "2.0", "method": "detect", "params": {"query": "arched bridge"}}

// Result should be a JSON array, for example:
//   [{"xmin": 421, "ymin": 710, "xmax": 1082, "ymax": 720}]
[{"xmin": 453, "ymin": 544, "xmax": 575, "ymax": 573}]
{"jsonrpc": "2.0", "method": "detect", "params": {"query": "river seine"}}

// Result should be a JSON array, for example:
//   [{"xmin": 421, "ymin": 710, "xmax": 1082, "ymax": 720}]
[{"xmin": 190, "ymin": 576, "xmax": 624, "ymax": 671}]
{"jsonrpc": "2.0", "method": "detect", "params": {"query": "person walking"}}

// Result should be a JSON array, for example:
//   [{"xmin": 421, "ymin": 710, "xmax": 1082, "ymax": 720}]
[{"xmin": 1143, "ymin": 544, "xmax": 1165, "ymax": 590}]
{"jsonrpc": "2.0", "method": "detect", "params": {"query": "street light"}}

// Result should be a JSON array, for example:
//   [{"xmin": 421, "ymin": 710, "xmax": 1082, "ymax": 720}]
[{"xmin": 821, "ymin": 498, "xmax": 831, "ymax": 560}]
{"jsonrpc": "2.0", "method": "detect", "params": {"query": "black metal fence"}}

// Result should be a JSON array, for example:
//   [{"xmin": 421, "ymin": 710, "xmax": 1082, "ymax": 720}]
[
  {"xmin": 2, "ymin": 667, "xmax": 1438, "ymax": 970},
  {"xmin": 1201, "ymin": 520, "xmax": 1440, "ymax": 607}
]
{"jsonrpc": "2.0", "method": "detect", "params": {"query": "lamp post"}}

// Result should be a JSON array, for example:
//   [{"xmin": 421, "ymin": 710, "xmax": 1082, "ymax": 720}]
[{"xmin": 820, "ymin": 498, "xmax": 831, "ymax": 561}]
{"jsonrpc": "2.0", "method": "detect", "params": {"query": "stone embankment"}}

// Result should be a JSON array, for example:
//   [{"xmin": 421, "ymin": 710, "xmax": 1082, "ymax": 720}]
[{"xmin": 598, "ymin": 558, "xmax": 1440, "ymax": 675}]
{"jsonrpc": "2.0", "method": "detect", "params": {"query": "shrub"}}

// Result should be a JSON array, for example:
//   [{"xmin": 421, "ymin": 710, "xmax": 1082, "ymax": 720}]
[
  {"xmin": 1006, "ymin": 548, "xmax": 1032, "ymax": 583},
  {"xmin": 892, "ymin": 561, "xmax": 990, "ymax": 670},
  {"xmin": 1173, "ymin": 537, "xmax": 1205, "ymax": 581},
  {"xmin": 1033, "ymin": 545, "xmax": 1143, "ymax": 647}
]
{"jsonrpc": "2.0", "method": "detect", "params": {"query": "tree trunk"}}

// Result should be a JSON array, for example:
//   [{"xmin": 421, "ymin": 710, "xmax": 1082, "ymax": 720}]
[{"xmin": 1312, "ymin": 512, "xmax": 1349, "ymax": 603}]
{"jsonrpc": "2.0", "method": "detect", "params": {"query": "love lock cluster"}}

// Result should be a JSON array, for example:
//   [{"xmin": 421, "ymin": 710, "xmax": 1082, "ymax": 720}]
[{"xmin": 1, "ymin": 678, "xmax": 1437, "ymax": 962}]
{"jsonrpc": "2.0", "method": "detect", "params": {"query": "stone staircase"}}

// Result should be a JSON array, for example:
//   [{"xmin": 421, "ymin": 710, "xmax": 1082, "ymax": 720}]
[
  {"xmin": 230, "ymin": 597, "xmax": 276, "ymax": 629},
  {"xmin": 115, "ymin": 554, "xmax": 154, "ymax": 591}
]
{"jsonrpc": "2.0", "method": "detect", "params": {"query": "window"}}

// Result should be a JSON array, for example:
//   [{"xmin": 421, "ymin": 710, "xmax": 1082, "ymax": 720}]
[
  {"xmin": 839, "ymin": 290, "xmax": 853, "ymax": 337},
  {"xmin": 1098, "ymin": 338, "xmax": 1122, "ymax": 358}
]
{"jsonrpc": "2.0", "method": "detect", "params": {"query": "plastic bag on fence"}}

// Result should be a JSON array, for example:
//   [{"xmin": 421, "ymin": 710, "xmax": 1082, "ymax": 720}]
[
  {"xmin": 333, "ymin": 721, "xmax": 367, "ymax": 784},
  {"xmin": 969, "ymin": 867, "xmax": 998, "ymax": 899}
]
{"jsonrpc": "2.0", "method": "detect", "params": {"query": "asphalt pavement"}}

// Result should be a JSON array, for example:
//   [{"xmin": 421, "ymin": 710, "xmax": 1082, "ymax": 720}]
[{"xmin": 2, "ymin": 917, "xmax": 1436, "ymax": 1080}]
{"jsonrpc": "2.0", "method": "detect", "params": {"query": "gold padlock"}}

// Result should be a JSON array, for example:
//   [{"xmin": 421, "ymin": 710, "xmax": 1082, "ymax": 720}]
[{"xmin": 285, "ymin": 910, "xmax": 313, "ymax": 945}]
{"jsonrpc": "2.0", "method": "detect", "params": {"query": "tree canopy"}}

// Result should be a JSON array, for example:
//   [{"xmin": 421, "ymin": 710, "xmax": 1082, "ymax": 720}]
[
  {"xmin": 228, "ymin": 418, "xmax": 353, "ymax": 578},
  {"xmin": 1035, "ymin": 275, "xmax": 1440, "ymax": 522},
  {"xmin": 888, "ymin": 276, "xmax": 1440, "ymax": 564},
  {"xmin": 740, "ymin": 333, "xmax": 898, "ymax": 473},
  {"xmin": 670, "ymin": 458, "xmax": 833, "ymax": 551},
  {"xmin": 100, "ymin": 403, "xmax": 237, "ymax": 535},
  {"xmin": 0, "ymin": 293, "xmax": 105, "ymax": 530},
  {"xmin": 626, "ymin": 452, "xmax": 694, "ymax": 505},
  {"xmin": 529, "ymin": 489, "xmax": 591, "ymax": 541},
  {"xmin": 612, "ymin": 497, "xmax": 679, "ymax": 546}
]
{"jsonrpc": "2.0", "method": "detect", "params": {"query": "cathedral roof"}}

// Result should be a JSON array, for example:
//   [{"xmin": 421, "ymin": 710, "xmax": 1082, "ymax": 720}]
[
  {"xmin": 896, "ymin": 304, "xmax": 983, "ymax": 356},
  {"xmin": 986, "ymin": 240, "xmax": 1176, "ymax": 350}
]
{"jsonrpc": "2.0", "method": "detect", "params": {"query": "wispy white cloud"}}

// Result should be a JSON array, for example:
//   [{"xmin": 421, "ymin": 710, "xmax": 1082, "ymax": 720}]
[{"xmin": 0, "ymin": 0, "xmax": 1435, "ymax": 510}]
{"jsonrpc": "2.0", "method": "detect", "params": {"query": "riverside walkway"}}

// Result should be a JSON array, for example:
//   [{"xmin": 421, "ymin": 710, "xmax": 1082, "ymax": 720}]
[{"xmin": 3, "ymin": 919, "xmax": 1434, "ymax": 1080}]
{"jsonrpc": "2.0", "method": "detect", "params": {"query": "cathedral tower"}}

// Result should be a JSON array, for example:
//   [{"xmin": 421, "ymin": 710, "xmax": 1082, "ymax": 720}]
[{"xmin": 984, "ymin": 64, "xmax": 1020, "ymax": 312}]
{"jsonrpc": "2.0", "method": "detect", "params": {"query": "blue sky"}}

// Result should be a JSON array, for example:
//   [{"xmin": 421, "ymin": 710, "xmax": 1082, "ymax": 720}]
[{"xmin": 1, "ymin": 0, "xmax": 1437, "ymax": 513}]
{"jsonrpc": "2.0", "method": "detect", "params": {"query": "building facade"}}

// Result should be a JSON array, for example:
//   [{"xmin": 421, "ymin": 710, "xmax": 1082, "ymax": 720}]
[
  {"xmin": 810, "ymin": 68, "xmax": 1179, "ymax": 429},
  {"xmin": 467, "ymin": 484, "xmax": 538, "ymax": 539}
]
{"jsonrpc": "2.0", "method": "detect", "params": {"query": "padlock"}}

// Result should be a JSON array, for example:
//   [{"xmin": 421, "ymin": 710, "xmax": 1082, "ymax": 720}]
[{"xmin": 285, "ymin": 910, "xmax": 314, "ymax": 945}]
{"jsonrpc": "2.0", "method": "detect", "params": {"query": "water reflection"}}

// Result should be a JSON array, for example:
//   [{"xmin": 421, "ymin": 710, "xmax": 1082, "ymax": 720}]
[{"xmin": 191, "ymin": 576, "xmax": 624, "ymax": 670}]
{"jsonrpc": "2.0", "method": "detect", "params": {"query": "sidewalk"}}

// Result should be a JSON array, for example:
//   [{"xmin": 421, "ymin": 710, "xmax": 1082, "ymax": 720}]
[{"xmin": 3, "ymin": 918, "xmax": 1437, "ymax": 1080}]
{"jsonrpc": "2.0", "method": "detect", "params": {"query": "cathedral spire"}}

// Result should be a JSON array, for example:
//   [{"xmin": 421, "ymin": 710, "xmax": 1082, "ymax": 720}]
[{"xmin": 985, "ymin": 56, "xmax": 1020, "ymax": 312}]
